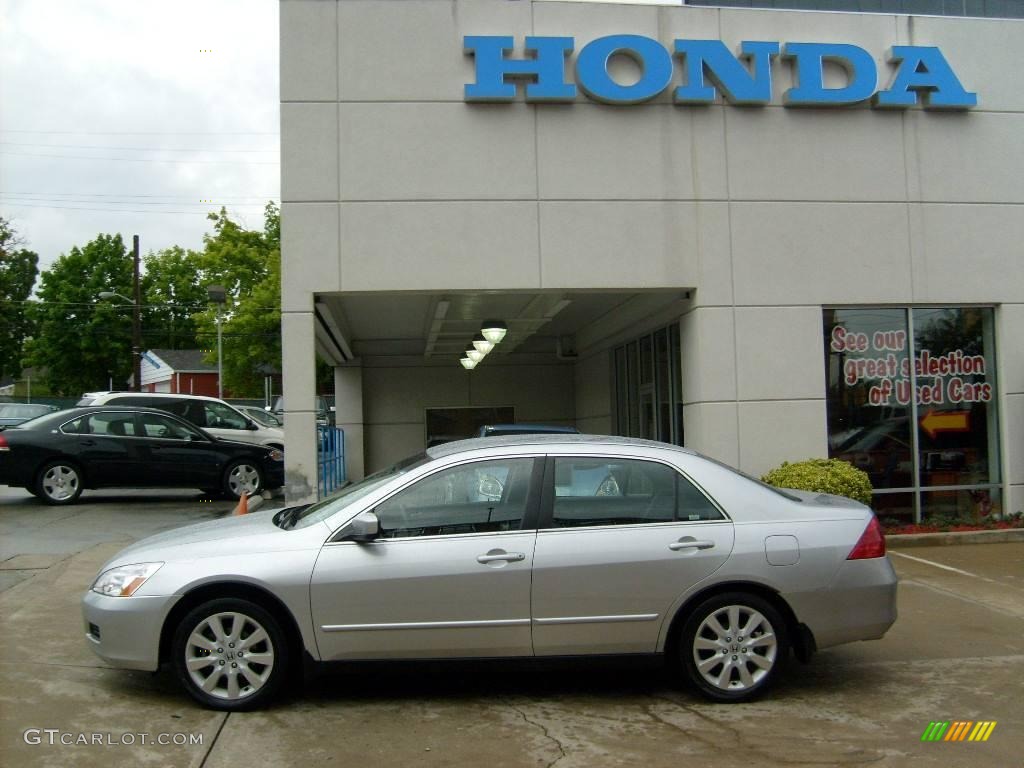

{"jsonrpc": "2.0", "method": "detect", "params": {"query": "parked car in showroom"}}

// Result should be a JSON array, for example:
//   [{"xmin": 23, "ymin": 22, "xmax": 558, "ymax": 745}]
[
  {"xmin": 77, "ymin": 392, "xmax": 284, "ymax": 450},
  {"xmin": 0, "ymin": 406, "xmax": 283, "ymax": 504},
  {"xmin": 476, "ymin": 423, "xmax": 580, "ymax": 437},
  {"xmin": 0, "ymin": 402, "xmax": 59, "ymax": 426},
  {"xmin": 81, "ymin": 434, "xmax": 895, "ymax": 710}
]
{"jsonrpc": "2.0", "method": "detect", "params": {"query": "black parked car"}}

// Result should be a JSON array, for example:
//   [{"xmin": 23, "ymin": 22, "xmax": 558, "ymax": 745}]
[{"xmin": 0, "ymin": 406, "xmax": 284, "ymax": 505}]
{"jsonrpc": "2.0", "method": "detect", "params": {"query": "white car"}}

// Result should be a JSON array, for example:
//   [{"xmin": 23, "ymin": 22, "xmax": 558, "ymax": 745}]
[{"xmin": 76, "ymin": 393, "xmax": 284, "ymax": 451}]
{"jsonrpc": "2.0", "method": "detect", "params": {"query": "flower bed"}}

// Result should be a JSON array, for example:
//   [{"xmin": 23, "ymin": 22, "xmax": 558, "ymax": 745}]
[{"xmin": 883, "ymin": 518, "xmax": 1023, "ymax": 535}]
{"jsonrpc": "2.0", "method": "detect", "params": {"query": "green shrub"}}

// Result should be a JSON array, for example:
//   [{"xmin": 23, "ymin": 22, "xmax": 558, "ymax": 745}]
[{"xmin": 761, "ymin": 458, "xmax": 873, "ymax": 506}]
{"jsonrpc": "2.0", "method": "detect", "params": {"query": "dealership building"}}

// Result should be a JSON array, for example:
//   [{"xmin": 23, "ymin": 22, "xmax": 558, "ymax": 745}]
[{"xmin": 278, "ymin": 0, "xmax": 1023, "ymax": 523}]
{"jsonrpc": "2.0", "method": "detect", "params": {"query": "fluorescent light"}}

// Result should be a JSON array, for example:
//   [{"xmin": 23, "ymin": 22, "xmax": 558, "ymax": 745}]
[
  {"xmin": 481, "ymin": 320, "xmax": 507, "ymax": 344},
  {"xmin": 472, "ymin": 333, "xmax": 494, "ymax": 354}
]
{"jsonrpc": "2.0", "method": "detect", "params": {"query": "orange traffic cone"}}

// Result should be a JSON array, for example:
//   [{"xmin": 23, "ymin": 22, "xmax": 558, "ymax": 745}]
[{"xmin": 232, "ymin": 492, "xmax": 249, "ymax": 516}]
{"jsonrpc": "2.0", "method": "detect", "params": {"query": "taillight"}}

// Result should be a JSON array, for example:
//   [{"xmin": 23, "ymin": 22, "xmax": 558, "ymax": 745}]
[
  {"xmin": 847, "ymin": 515, "xmax": 886, "ymax": 560},
  {"xmin": 0, "ymin": 434, "xmax": 8, "ymax": 452}
]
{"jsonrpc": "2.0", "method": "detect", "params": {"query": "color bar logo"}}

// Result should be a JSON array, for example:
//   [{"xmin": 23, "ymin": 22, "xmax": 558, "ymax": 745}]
[{"xmin": 921, "ymin": 721, "xmax": 997, "ymax": 742}]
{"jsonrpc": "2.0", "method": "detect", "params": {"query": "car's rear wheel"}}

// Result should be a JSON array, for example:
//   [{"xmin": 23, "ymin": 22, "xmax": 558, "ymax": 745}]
[
  {"xmin": 678, "ymin": 592, "xmax": 788, "ymax": 702},
  {"xmin": 224, "ymin": 460, "xmax": 263, "ymax": 499},
  {"xmin": 35, "ymin": 460, "xmax": 83, "ymax": 505},
  {"xmin": 172, "ymin": 598, "xmax": 288, "ymax": 711}
]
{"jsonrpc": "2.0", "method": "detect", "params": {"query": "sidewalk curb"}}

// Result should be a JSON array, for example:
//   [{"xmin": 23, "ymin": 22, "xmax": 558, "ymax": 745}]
[{"xmin": 887, "ymin": 528, "xmax": 1024, "ymax": 548}]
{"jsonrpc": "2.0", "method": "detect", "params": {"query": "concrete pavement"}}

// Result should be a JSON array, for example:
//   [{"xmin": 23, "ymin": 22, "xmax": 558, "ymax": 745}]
[{"xmin": 1, "ymin": 491, "xmax": 1021, "ymax": 767}]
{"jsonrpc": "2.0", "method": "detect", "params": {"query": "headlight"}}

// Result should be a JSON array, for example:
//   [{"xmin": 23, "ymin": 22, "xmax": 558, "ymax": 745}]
[
  {"xmin": 91, "ymin": 563, "xmax": 163, "ymax": 597},
  {"xmin": 267, "ymin": 449, "xmax": 284, "ymax": 462}
]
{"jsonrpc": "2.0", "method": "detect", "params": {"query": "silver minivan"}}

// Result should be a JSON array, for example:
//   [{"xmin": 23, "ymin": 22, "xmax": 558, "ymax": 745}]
[{"xmin": 76, "ymin": 393, "xmax": 284, "ymax": 450}]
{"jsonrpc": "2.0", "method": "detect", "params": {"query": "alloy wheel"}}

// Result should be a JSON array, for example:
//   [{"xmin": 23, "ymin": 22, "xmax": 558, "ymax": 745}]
[
  {"xmin": 692, "ymin": 604, "xmax": 778, "ymax": 693},
  {"xmin": 184, "ymin": 611, "xmax": 275, "ymax": 701},
  {"xmin": 226, "ymin": 463, "xmax": 261, "ymax": 498},
  {"xmin": 40, "ymin": 464, "xmax": 80, "ymax": 503}
]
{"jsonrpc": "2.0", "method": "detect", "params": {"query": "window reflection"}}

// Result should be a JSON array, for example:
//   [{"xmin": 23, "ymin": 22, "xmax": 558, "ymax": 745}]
[{"xmin": 824, "ymin": 307, "xmax": 1000, "ymax": 523}]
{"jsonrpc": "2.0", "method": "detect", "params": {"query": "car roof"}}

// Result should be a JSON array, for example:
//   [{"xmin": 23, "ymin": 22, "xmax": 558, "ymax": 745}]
[
  {"xmin": 27, "ymin": 405, "xmax": 196, "ymax": 423},
  {"xmin": 85, "ymin": 392, "xmax": 222, "ymax": 403},
  {"xmin": 426, "ymin": 433, "xmax": 696, "ymax": 459}
]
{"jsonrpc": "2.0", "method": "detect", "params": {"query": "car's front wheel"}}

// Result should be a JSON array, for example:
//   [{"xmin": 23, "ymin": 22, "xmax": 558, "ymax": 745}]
[
  {"xmin": 678, "ymin": 592, "xmax": 788, "ymax": 702},
  {"xmin": 172, "ymin": 598, "xmax": 288, "ymax": 710},
  {"xmin": 35, "ymin": 460, "xmax": 83, "ymax": 505},
  {"xmin": 223, "ymin": 460, "xmax": 263, "ymax": 499}
]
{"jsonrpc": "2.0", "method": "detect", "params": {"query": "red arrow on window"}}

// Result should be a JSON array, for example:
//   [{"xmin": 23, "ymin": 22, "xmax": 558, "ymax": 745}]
[{"xmin": 919, "ymin": 410, "xmax": 970, "ymax": 440}]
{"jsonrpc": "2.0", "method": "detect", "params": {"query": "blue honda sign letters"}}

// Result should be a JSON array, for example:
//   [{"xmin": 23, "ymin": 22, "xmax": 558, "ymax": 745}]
[{"xmin": 463, "ymin": 35, "xmax": 977, "ymax": 109}]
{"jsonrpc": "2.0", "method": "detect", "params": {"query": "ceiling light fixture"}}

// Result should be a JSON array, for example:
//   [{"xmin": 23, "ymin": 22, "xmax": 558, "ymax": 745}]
[
  {"xmin": 466, "ymin": 346, "xmax": 485, "ymax": 363},
  {"xmin": 481, "ymin": 320, "xmax": 508, "ymax": 344},
  {"xmin": 472, "ymin": 333, "xmax": 495, "ymax": 354},
  {"xmin": 460, "ymin": 355, "xmax": 477, "ymax": 370}
]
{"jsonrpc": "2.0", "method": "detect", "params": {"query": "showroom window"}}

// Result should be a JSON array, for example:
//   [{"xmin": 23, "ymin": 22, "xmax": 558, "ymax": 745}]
[
  {"xmin": 823, "ymin": 307, "xmax": 1000, "ymax": 524},
  {"xmin": 613, "ymin": 324, "xmax": 683, "ymax": 445}
]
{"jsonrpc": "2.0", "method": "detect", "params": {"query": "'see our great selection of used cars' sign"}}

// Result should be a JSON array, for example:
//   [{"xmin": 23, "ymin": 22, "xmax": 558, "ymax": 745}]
[{"xmin": 463, "ymin": 35, "xmax": 977, "ymax": 110}]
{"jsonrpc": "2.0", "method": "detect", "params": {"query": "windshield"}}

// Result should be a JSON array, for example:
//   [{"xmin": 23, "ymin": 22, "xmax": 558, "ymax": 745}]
[
  {"xmin": 243, "ymin": 408, "xmax": 282, "ymax": 428},
  {"xmin": 285, "ymin": 452, "xmax": 430, "ymax": 529}
]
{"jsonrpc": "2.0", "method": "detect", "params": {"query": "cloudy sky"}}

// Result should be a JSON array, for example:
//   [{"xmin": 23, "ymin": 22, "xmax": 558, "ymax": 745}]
[{"xmin": 0, "ymin": 0, "xmax": 279, "ymax": 272}]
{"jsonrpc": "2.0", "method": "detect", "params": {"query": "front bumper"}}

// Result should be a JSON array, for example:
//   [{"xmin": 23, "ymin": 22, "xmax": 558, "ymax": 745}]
[{"xmin": 81, "ymin": 590, "xmax": 181, "ymax": 671}]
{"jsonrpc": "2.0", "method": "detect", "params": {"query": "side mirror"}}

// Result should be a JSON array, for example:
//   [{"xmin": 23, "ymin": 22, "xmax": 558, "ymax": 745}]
[{"xmin": 345, "ymin": 511, "xmax": 379, "ymax": 542}]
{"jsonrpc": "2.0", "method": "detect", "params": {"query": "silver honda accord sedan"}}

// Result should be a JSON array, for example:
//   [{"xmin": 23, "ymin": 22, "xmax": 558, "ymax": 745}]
[{"xmin": 82, "ymin": 435, "xmax": 897, "ymax": 710}]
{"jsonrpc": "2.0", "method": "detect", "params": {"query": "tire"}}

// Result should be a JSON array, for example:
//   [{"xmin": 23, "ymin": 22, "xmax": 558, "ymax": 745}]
[
  {"xmin": 223, "ymin": 460, "xmax": 263, "ymax": 500},
  {"xmin": 678, "ymin": 592, "xmax": 788, "ymax": 702},
  {"xmin": 35, "ymin": 460, "xmax": 84, "ymax": 505},
  {"xmin": 172, "ymin": 598, "xmax": 289, "ymax": 711}
]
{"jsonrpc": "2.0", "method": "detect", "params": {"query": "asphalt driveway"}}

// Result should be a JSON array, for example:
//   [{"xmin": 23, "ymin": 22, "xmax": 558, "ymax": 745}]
[{"xmin": 0, "ymin": 487, "xmax": 1021, "ymax": 768}]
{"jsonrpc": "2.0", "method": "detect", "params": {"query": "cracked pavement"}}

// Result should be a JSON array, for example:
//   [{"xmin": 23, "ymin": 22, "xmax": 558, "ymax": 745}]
[{"xmin": 0, "ymin": 486, "xmax": 1021, "ymax": 767}]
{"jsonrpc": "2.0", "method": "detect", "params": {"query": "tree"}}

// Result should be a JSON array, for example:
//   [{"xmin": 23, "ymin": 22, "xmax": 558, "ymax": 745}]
[
  {"xmin": 24, "ymin": 234, "xmax": 133, "ymax": 395},
  {"xmin": 0, "ymin": 217, "xmax": 40, "ymax": 381},
  {"xmin": 194, "ymin": 203, "xmax": 281, "ymax": 396},
  {"xmin": 141, "ymin": 246, "xmax": 206, "ymax": 350}
]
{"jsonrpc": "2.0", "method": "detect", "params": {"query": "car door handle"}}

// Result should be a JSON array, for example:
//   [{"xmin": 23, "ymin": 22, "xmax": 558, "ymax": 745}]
[
  {"xmin": 477, "ymin": 551, "xmax": 526, "ymax": 564},
  {"xmin": 80, "ymin": 439, "xmax": 96, "ymax": 447},
  {"xmin": 669, "ymin": 539, "xmax": 715, "ymax": 551}
]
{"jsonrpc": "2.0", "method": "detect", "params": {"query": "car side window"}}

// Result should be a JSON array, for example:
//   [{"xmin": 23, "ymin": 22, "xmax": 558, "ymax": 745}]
[
  {"xmin": 551, "ymin": 457, "xmax": 723, "ymax": 528},
  {"xmin": 138, "ymin": 412, "xmax": 202, "ymax": 441},
  {"xmin": 203, "ymin": 402, "xmax": 248, "ymax": 430},
  {"xmin": 86, "ymin": 412, "xmax": 137, "ymax": 437},
  {"xmin": 374, "ymin": 458, "xmax": 535, "ymax": 539},
  {"xmin": 60, "ymin": 416, "xmax": 88, "ymax": 434}
]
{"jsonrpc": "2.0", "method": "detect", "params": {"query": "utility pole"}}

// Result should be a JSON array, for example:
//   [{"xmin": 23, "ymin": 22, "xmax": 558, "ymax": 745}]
[
  {"xmin": 207, "ymin": 285, "xmax": 227, "ymax": 398},
  {"xmin": 132, "ymin": 235, "xmax": 142, "ymax": 392}
]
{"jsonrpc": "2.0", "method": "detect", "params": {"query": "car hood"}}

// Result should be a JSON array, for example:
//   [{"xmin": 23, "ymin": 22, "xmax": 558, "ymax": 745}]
[
  {"xmin": 101, "ymin": 509, "xmax": 311, "ymax": 568},
  {"xmin": 210, "ymin": 436, "xmax": 273, "ymax": 452}
]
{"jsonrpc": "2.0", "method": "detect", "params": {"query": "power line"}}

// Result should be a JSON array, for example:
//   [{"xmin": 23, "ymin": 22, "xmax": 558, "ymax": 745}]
[
  {"xmin": 0, "ymin": 142, "xmax": 279, "ymax": 153},
  {"xmin": 0, "ymin": 299, "xmax": 279, "ymax": 311},
  {"xmin": 0, "ymin": 151, "xmax": 278, "ymax": 165},
  {"xmin": 0, "ymin": 130, "xmax": 279, "ymax": 135},
  {"xmin": 1, "ymin": 192, "xmax": 278, "ymax": 199},
  {"xmin": 2, "ymin": 196, "xmax": 268, "ymax": 208},
  {"xmin": 0, "ymin": 202, "xmax": 259, "ymax": 215}
]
